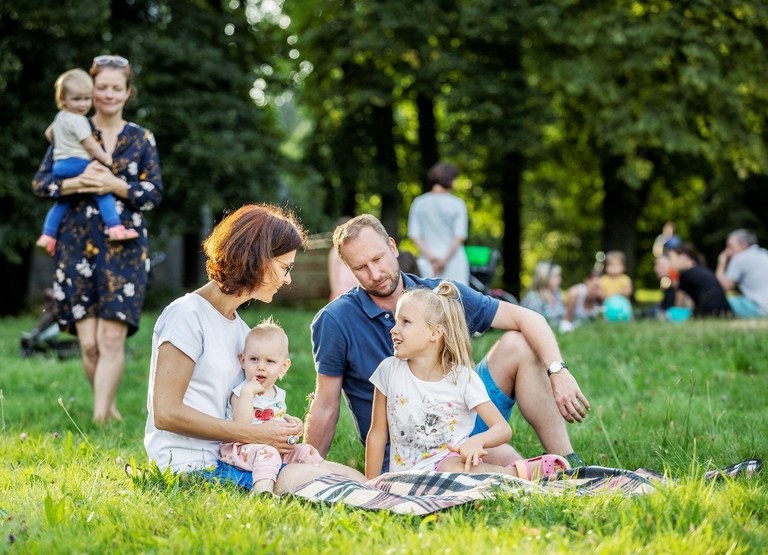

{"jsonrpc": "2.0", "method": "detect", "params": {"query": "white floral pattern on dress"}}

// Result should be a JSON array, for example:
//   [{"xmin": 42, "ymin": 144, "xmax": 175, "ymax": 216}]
[{"xmin": 75, "ymin": 258, "xmax": 93, "ymax": 278}]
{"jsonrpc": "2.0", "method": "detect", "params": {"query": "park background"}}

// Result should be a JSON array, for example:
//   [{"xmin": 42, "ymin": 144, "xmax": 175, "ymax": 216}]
[
  {"xmin": 1, "ymin": 3, "xmax": 768, "ymax": 551},
  {"xmin": 2, "ymin": 1, "xmax": 768, "ymax": 315}
]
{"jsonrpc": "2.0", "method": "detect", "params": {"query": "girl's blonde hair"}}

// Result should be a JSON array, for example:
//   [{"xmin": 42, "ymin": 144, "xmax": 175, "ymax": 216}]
[
  {"xmin": 54, "ymin": 69, "xmax": 93, "ymax": 109},
  {"xmin": 529, "ymin": 261, "xmax": 561, "ymax": 294},
  {"xmin": 398, "ymin": 281, "xmax": 473, "ymax": 381}
]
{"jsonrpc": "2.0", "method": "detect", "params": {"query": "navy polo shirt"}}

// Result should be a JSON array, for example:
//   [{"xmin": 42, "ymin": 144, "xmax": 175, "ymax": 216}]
[{"xmin": 310, "ymin": 273, "xmax": 499, "ymax": 445}]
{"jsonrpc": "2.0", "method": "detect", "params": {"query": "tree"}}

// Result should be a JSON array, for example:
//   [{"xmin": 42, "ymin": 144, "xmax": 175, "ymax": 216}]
[
  {"xmin": 0, "ymin": 1, "xmax": 111, "ymax": 314},
  {"xmin": 527, "ymin": 1, "xmax": 768, "ymax": 279}
]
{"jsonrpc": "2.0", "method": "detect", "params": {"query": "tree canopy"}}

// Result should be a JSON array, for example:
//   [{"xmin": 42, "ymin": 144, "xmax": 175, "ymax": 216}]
[{"xmin": 1, "ymin": 0, "xmax": 767, "ymax": 313}]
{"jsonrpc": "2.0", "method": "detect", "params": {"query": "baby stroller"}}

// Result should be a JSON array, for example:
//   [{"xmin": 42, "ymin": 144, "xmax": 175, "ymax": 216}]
[
  {"xmin": 464, "ymin": 245, "xmax": 518, "ymax": 304},
  {"xmin": 19, "ymin": 288, "xmax": 80, "ymax": 359}
]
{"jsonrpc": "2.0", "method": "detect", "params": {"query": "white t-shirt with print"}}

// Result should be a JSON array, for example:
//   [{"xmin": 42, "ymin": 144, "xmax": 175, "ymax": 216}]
[
  {"xmin": 224, "ymin": 382, "xmax": 288, "ymax": 423},
  {"xmin": 369, "ymin": 356, "xmax": 490, "ymax": 473}
]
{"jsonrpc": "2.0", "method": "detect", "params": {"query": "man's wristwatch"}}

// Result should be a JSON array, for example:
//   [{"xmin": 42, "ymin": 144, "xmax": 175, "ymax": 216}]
[{"xmin": 547, "ymin": 361, "xmax": 568, "ymax": 376}]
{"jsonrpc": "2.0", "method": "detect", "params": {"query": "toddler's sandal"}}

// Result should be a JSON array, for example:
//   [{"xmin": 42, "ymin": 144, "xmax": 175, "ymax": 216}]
[
  {"xmin": 107, "ymin": 225, "xmax": 139, "ymax": 242},
  {"xmin": 513, "ymin": 454, "xmax": 571, "ymax": 481}
]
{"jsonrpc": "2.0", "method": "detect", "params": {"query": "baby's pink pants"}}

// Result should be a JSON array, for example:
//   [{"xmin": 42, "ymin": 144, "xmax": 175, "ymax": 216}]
[{"xmin": 219, "ymin": 442, "xmax": 324, "ymax": 482}]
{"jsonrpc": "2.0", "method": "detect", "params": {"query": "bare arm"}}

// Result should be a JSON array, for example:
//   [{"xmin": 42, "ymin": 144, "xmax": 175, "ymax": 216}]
[
  {"xmin": 152, "ymin": 343, "xmax": 301, "ymax": 455},
  {"xmin": 304, "ymin": 373, "xmax": 343, "ymax": 457},
  {"xmin": 491, "ymin": 301, "xmax": 591, "ymax": 421},
  {"xmin": 365, "ymin": 389, "xmax": 388, "ymax": 479},
  {"xmin": 45, "ymin": 125, "xmax": 54, "ymax": 143},
  {"xmin": 81, "ymin": 136, "xmax": 113, "ymax": 168},
  {"xmin": 491, "ymin": 302, "xmax": 564, "ymax": 364},
  {"xmin": 230, "ymin": 379, "xmax": 265, "ymax": 424},
  {"xmin": 448, "ymin": 401, "xmax": 512, "ymax": 471},
  {"xmin": 411, "ymin": 236, "xmax": 435, "ymax": 263},
  {"xmin": 716, "ymin": 250, "xmax": 736, "ymax": 291}
]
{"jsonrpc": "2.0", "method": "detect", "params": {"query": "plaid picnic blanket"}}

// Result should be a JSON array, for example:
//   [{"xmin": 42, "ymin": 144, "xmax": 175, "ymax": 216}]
[{"xmin": 289, "ymin": 466, "xmax": 663, "ymax": 515}]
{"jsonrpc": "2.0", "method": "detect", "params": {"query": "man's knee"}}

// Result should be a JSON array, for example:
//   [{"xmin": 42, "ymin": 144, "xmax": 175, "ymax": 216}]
[{"xmin": 491, "ymin": 331, "xmax": 537, "ymax": 363}]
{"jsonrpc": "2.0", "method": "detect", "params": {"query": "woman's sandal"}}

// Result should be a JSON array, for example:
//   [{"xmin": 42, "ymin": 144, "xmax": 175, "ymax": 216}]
[
  {"xmin": 107, "ymin": 224, "xmax": 139, "ymax": 242},
  {"xmin": 512, "ymin": 454, "xmax": 571, "ymax": 481}
]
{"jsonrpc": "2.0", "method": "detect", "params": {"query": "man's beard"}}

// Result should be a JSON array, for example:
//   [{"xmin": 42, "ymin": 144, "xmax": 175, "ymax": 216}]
[{"xmin": 364, "ymin": 272, "xmax": 400, "ymax": 298}]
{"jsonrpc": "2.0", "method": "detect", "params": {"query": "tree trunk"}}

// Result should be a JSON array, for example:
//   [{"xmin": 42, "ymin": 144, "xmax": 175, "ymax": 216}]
[
  {"xmin": 371, "ymin": 104, "xmax": 402, "ymax": 242},
  {"xmin": 600, "ymin": 155, "xmax": 644, "ymax": 277},
  {"xmin": 490, "ymin": 152, "xmax": 524, "ymax": 299},
  {"xmin": 416, "ymin": 92, "xmax": 439, "ymax": 193}
]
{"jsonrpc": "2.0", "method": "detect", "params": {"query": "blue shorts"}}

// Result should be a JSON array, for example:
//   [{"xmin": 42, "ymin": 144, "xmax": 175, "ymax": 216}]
[
  {"xmin": 470, "ymin": 355, "xmax": 517, "ymax": 435},
  {"xmin": 199, "ymin": 460, "xmax": 288, "ymax": 491}
]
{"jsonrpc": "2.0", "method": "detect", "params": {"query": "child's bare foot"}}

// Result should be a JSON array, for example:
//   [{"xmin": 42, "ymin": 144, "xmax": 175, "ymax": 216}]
[{"xmin": 36, "ymin": 235, "xmax": 56, "ymax": 256}]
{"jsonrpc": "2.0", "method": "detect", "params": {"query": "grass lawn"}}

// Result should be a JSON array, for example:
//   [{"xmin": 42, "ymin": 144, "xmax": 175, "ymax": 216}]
[{"xmin": 1, "ymin": 304, "xmax": 767, "ymax": 553}]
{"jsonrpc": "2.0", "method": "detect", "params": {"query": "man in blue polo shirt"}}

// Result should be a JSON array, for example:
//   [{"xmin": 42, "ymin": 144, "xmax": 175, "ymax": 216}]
[{"xmin": 305, "ymin": 214, "xmax": 590, "ymax": 468}]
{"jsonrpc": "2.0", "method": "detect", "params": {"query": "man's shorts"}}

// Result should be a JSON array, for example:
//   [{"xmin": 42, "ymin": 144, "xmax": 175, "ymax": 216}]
[{"xmin": 470, "ymin": 355, "xmax": 517, "ymax": 435}]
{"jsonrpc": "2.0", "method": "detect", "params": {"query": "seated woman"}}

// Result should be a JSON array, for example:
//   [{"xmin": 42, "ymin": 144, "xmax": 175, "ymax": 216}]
[
  {"xmin": 144, "ymin": 204, "xmax": 365, "ymax": 494},
  {"xmin": 560, "ymin": 271, "xmax": 604, "ymax": 332},
  {"xmin": 520, "ymin": 261, "xmax": 566, "ymax": 329},
  {"xmin": 665, "ymin": 242, "xmax": 733, "ymax": 318}
]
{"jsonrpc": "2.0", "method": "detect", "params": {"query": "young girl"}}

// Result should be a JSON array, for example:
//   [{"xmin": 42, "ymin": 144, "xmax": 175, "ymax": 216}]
[
  {"xmin": 365, "ymin": 281, "xmax": 570, "ymax": 481},
  {"xmin": 35, "ymin": 67, "xmax": 138, "ymax": 256},
  {"xmin": 521, "ymin": 261, "xmax": 566, "ymax": 328}
]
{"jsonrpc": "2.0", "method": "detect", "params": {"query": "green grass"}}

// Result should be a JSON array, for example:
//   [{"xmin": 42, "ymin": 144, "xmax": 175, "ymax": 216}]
[{"xmin": 1, "ymin": 307, "xmax": 767, "ymax": 553}]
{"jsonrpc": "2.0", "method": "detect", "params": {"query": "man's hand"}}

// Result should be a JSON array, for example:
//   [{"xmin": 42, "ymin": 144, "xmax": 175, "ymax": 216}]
[{"xmin": 550, "ymin": 370, "xmax": 590, "ymax": 423}]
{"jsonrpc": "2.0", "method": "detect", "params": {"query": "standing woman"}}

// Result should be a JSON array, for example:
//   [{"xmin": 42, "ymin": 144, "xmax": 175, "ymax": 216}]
[
  {"xmin": 407, "ymin": 161, "xmax": 470, "ymax": 285},
  {"xmin": 145, "ymin": 204, "xmax": 365, "ymax": 492},
  {"xmin": 32, "ymin": 55, "xmax": 162, "ymax": 423}
]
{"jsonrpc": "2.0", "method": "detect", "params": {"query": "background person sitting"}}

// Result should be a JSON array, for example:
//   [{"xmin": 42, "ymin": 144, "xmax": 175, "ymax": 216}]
[
  {"xmin": 520, "ymin": 261, "xmax": 566, "ymax": 329},
  {"xmin": 716, "ymin": 229, "xmax": 768, "ymax": 318},
  {"xmin": 599, "ymin": 250, "xmax": 633, "ymax": 300},
  {"xmin": 560, "ymin": 271, "xmax": 604, "ymax": 332},
  {"xmin": 648, "ymin": 253, "xmax": 693, "ymax": 320},
  {"xmin": 665, "ymin": 242, "xmax": 732, "ymax": 318}
]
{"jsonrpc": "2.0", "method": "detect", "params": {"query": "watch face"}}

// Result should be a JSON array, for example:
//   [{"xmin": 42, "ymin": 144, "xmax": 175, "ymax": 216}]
[{"xmin": 548, "ymin": 362, "xmax": 565, "ymax": 375}]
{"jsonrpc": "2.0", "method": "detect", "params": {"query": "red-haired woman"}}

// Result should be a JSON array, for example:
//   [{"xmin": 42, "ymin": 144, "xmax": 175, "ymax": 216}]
[{"xmin": 144, "ymin": 204, "xmax": 365, "ymax": 493}]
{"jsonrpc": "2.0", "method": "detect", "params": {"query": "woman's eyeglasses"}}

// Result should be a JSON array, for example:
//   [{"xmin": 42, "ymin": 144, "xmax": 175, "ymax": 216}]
[
  {"xmin": 93, "ymin": 55, "xmax": 129, "ymax": 67},
  {"xmin": 278, "ymin": 261, "xmax": 294, "ymax": 277}
]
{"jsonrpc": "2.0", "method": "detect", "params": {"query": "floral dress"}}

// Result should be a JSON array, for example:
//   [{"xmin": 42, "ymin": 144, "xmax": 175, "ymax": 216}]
[{"xmin": 32, "ymin": 121, "xmax": 163, "ymax": 336}]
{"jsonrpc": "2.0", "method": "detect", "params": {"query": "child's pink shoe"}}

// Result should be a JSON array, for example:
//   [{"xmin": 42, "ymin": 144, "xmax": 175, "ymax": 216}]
[
  {"xmin": 512, "ymin": 454, "xmax": 571, "ymax": 481},
  {"xmin": 107, "ymin": 225, "xmax": 139, "ymax": 242},
  {"xmin": 36, "ymin": 235, "xmax": 57, "ymax": 256}
]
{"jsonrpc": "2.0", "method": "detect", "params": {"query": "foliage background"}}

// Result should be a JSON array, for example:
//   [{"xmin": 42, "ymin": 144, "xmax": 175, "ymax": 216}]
[{"xmin": 2, "ymin": 0, "xmax": 768, "ymax": 314}]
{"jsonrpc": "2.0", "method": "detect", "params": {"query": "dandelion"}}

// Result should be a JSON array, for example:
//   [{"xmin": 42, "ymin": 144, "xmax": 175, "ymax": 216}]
[{"xmin": 20, "ymin": 432, "xmax": 27, "ymax": 441}]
